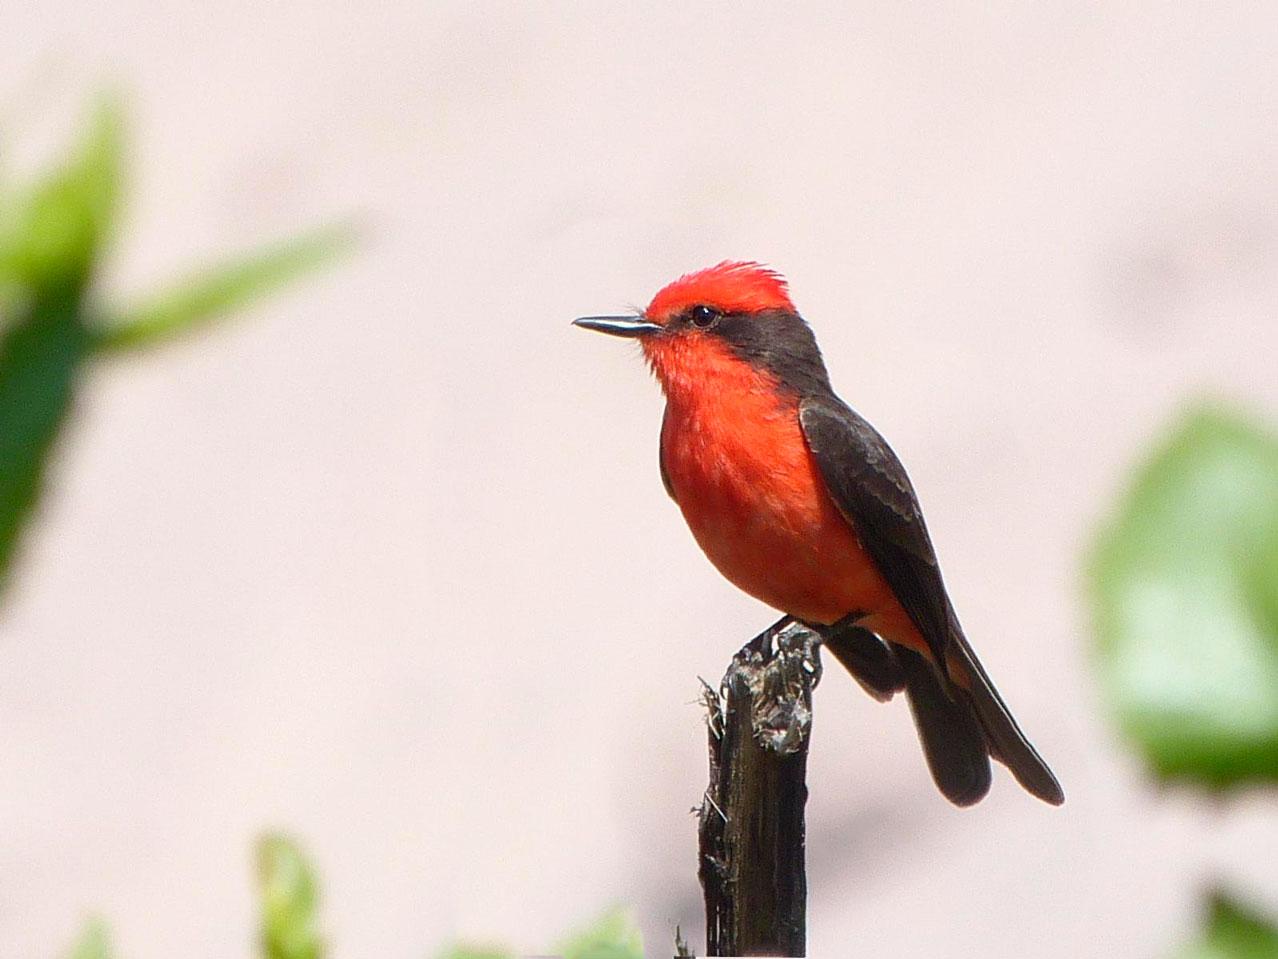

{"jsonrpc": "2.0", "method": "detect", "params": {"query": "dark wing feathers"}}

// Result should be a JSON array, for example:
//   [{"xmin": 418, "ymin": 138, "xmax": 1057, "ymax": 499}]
[
  {"xmin": 798, "ymin": 396, "xmax": 950, "ymax": 664},
  {"xmin": 659, "ymin": 408, "xmax": 675, "ymax": 500},
  {"xmin": 799, "ymin": 395, "xmax": 1063, "ymax": 806}
]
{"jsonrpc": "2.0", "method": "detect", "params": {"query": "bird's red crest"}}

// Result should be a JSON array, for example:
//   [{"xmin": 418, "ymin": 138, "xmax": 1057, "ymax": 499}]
[{"xmin": 645, "ymin": 261, "xmax": 794, "ymax": 321}]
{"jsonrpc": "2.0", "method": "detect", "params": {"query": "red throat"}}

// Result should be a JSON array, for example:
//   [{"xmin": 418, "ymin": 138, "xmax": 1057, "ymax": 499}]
[
  {"xmin": 641, "ymin": 261, "xmax": 795, "ymax": 405},
  {"xmin": 645, "ymin": 261, "xmax": 793, "ymax": 321}
]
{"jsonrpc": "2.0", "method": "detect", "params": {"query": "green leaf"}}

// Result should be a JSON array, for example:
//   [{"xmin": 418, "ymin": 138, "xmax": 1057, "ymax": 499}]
[
  {"xmin": 258, "ymin": 833, "xmax": 324, "ymax": 959},
  {"xmin": 1089, "ymin": 404, "xmax": 1278, "ymax": 787},
  {"xmin": 0, "ymin": 97, "xmax": 119, "ymax": 594},
  {"xmin": 557, "ymin": 908, "xmax": 644, "ymax": 959},
  {"xmin": 432, "ymin": 947, "xmax": 511, "ymax": 959},
  {"xmin": 1173, "ymin": 890, "xmax": 1278, "ymax": 959},
  {"xmin": 64, "ymin": 919, "xmax": 112, "ymax": 959},
  {"xmin": 0, "ymin": 290, "xmax": 91, "ymax": 594},
  {"xmin": 91, "ymin": 223, "xmax": 355, "ymax": 353},
  {"xmin": 434, "ymin": 909, "xmax": 642, "ymax": 959},
  {"xmin": 0, "ymin": 96, "xmax": 123, "ymax": 297},
  {"xmin": 0, "ymin": 99, "xmax": 345, "ymax": 601}
]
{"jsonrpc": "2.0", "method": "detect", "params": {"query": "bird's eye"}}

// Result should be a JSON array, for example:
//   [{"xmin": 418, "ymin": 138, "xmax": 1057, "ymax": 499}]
[{"xmin": 690, "ymin": 305, "xmax": 720, "ymax": 329}]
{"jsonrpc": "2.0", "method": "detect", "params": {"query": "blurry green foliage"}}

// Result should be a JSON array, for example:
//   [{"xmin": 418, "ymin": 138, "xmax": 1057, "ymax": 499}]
[
  {"xmin": 258, "ymin": 834, "xmax": 324, "ymax": 959},
  {"xmin": 557, "ymin": 908, "xmax": 644, "ymax": 959},
  {"xmin": 62, "ymin": 832, "xmax": 642, "ymax": 959},
  {"xmin": 1090, "ymin": 403, "xmax": 1278, "ymax": 957},
  {"xmin": 0, "ymin": 98, "xmax": 351, "ymax": 597},
  {"xmin": 433, "ymin": 948, "xmax": 511, "ymax": 959},
  {"xmin": 63, "ymin": 919, "xmax": 111, "ymax": 959},
  {"xmin": 1090, "ymin": 404, "xmax": 1278, "ymax": 788},
  {"xmin": 1174, "ymin": 891, "xmax": 1278, "ymax": 959},
  {"xmin": 27, "ymin": 96, "xmax": 646, "ymax": 959},
  {"xmin": 434, "ymin": 908, "xmax": 644, "ymax": 959},
  {"xmin": 92, "ymin": 225, "xmax": 352, "ymax": 353},
  {"xmin": 0, "ymin": 98, "xmax": 122, "ymax": 297}
]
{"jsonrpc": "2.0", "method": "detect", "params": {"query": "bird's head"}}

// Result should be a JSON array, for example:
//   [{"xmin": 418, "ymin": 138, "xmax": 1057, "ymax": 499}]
[{"xmin": 574, "ymin": 261, "xmax": 831, "ymax": 402}]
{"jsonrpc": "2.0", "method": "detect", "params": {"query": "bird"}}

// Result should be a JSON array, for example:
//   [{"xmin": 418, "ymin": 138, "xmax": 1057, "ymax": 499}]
[{"xmin": 574, "ymin": 261, "xmax": 1063, "ymax": 806}]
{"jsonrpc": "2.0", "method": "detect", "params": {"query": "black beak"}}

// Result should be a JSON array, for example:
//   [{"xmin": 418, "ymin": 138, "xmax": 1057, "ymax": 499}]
[{"xmin": 572, "ymin": 315, "xmax": 663, "ymax": 338}]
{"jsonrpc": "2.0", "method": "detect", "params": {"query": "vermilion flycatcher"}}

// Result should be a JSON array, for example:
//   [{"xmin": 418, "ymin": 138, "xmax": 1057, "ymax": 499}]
[{"xmin": 575, "ymin": 261, "xmax": 1062, "ymax": 806}]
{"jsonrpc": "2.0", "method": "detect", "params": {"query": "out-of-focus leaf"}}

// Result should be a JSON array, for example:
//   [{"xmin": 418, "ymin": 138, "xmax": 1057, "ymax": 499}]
[
  {"xmin": 0, "ymin": 97, "xmax": 346, "ymax": 603},
  {"xmin": 1090, "ymin": 404, "xmax": 1278, "ymax": 787},
  {"xmin": 432, "ymin": 947, "xmax": 511, "ymax": 959},
  {"xmin": 258, "ymin": 833, "xmax": 323, "ymax": 959},
  {"xmin": 91, "ymin": 223, "xmax": 355, "ymax": 353},
  {"xmin": 0, "ymin": 278, "xmax": 27, "ymax": 330},
  {"xmin": 0, "ymin": 294, "xmax": 91, "ymax": 592},
  {"xmin": 557, "ymin": 908, "xmax": 644, "ymax": 959},
  {"xmin": 1173, "ymin": 890, "xmax": 1278, "ymax": 959},
  {"xmin": 434, "ymin": 910, "xmax": 642, "ymax": 959},
  {"xmin": 0, "ymin": 99, "xmax": 120, "ymax": 592},
  {"xmin": 64, "ymin": 918, "xmax": 112, "ymax": 959},
  {"xmin": 0, "ymin": 97, "xmax": 123, "ymax": 295},
  {"xmin": 0, "ymin": 172, "xmax": 24, "ymax": 328}
]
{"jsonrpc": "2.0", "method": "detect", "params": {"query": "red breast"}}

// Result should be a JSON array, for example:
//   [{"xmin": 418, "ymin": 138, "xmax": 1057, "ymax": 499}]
[{"xmin": 655, "ymin": 334, "xmax": 897, "ymax": 627}]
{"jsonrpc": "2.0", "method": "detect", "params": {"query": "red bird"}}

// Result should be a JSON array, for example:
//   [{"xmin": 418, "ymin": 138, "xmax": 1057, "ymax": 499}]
[{"xmin": 575, "ymin": 261, "xmax": 1062, "ymax": 806}]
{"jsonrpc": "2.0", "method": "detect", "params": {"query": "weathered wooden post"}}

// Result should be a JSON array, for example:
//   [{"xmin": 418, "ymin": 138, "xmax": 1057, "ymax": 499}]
[{"xmin": 698, "ymin": 618, "xmax": 821, "ymax": 957}]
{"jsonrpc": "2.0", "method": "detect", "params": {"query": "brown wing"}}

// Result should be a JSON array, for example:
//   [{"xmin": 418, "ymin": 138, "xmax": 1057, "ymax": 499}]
[
  {"xmin": 799, "ymin": 394, "xmax": 1064, "ymax": 806},
  {"xmin": 798, "ymin": 395, "xmax": 952, "ymax": 664}
]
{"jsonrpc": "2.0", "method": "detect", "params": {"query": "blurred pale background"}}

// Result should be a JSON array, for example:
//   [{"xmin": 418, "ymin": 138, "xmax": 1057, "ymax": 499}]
[{"xmin": 4, "ymin": 3, "xmax": 1278, "ymax": 957}]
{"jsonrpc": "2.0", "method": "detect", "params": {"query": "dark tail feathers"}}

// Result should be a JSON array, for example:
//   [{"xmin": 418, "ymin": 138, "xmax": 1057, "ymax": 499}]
[
  {"xmin": 895, "ymin": 645, "xmax": 993, "ymax": 806},
  {"xmin": 821, "ymin": 618, "xmax": 1063, "ymax": 807},
  {"xmin": 945, "ymin": 631, "xmax": 1064, "ymax": 806}
]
